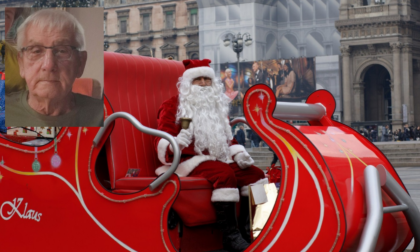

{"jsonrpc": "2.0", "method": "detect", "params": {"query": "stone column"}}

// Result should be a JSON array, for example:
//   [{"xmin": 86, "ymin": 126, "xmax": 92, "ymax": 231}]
[
  {"xmin": 353, "ymin": 82, "xmax": 365, "ymax": 122},
  {"xmin": 390, "ymin": 42, "xmax": 403, "ymax": 129},
  {"xmin": 413, "ymin": 60, "xmax": 420, "ymax": 126},
  {"xmin": 402, "ymin": 43, "xmax": 414, "ymax": 125},
  {"xmin": 298, "ymin": 44, "xmax": 306, "ymax": 57},
  {"xmin": 341, "ymin": 45, "xmax": 352, "ymax": 126}
]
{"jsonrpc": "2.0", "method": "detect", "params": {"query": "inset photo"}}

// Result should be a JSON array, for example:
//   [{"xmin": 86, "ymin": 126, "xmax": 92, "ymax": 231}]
[{"xmin": 5, "ymin": 7, "xmax": 104, "ymax": 127}]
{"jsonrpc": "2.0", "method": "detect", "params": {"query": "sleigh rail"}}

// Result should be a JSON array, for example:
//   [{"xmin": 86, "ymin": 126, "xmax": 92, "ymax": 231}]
[
  {"xmin": 360, "ymin": 165, "xmax": 420, "ymax": 252},
  {"xmin": 273, "ymin": 101, "xmax": 326, "ymax": 121},
  {"xmin": 94, "ymin": 111, "xmax": 181, "ymax": 190}
]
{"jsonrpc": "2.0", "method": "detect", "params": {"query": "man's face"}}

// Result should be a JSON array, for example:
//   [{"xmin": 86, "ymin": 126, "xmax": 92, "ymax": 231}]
[
  {"xmin": 18, "ymin": 24, "xmax": 87, "ymax": 100},
  {"xmin": 252, "ymin": 63, "xmax": 258, "ymax": 72},
  {"xmin": 192, "ymin": 76, "xmax": 212, "ymax": 87}
]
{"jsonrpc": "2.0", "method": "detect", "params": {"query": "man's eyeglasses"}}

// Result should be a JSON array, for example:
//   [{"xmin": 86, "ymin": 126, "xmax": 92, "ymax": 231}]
[{"xmin": 20, "ymin": 45, "xmax": 80, "ymax": 62}]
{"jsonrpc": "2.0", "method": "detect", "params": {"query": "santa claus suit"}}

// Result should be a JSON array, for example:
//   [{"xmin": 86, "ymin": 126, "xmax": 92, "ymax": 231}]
[
  {"xmin": 154, "ymin": 59, "xmax": 265, "ymax": 251},
  {"xmin": 154, "ymin": 95, "xmax": 266, "ymax": 202}
]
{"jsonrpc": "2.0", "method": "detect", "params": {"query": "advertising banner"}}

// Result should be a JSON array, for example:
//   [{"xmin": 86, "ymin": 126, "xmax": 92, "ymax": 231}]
[{"xmin": 220, "ymin": 58, "xmax": 316, "ymax": 109}]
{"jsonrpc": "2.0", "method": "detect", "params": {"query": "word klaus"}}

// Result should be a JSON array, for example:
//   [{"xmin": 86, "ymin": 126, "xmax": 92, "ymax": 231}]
[{"xmin": 1, "ymin": 198, "xmax": 42, "ymax": 222}]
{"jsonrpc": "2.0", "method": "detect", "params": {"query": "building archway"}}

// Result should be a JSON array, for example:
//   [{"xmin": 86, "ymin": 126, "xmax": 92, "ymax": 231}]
[
  {"xmin": 305, "ymin": 31, "xmax": 325, "ymax": 57},
  {"xmin": 264, "ymin": 33, "xmax": 277, "ymax": 60},
  {"xmin": 280, "ymin": 34, "xmax": 298, "ymax": 59},
  {"xmin": 363, "ymin": 64, "xmax": 391, "ymax": 122}
]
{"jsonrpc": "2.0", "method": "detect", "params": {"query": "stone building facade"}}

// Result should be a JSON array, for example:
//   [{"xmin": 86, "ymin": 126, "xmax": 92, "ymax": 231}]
[
  {"xmin": 104, "ymin": 0, "xmax": 199, "ymax": 60},
  {"xmin": 197, "ymin": 0, "xmax": 343, "ymax": 119},
  {"xmin": 336, "ymin": 0, "xmax": 420, "ymax": 129}
]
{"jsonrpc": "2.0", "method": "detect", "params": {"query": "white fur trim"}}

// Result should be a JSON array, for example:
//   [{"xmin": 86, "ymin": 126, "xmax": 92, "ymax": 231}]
[
  {"xmin": 226, "ymin": 157, "xmax": 234, "ymax": 164},
  {"xmin": 183, "ymin": 66, "xmax": 215, "ymax": 82},
  {"xmin": 240, "ymin": 178, "xmax": 269, "ymax": 197},
  {"xmin": 229, "ymin": 144, "xmax": 246, "ymax": 157},
  {"xmin": 155, "ymin": 155, "xmax": 216, "ymax": 177},
  {"xmin": 176, "ymin": 155, "xmax": 216, "ymax": 177},
  {"xmin": 211, "ymin": 188, "xmax": 240, "ymax": 202},
  {"xmin": 157, "ymin": 138, "xmax": 171, "ymax": 165},
  {"xmin": 155, "ymin": 165, "xmax": 171, "ymax": 176}
]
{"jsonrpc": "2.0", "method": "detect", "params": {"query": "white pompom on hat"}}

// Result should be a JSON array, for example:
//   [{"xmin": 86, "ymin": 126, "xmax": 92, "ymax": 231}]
[{"xmin": 182, "ymin": 59, "xmax": 216, "ymax": 83}]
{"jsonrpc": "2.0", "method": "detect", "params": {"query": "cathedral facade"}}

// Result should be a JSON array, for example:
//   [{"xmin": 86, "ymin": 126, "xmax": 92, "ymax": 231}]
[{"xmin": 336, "ymin": 0, "xmax": 420, "ymax": 129}]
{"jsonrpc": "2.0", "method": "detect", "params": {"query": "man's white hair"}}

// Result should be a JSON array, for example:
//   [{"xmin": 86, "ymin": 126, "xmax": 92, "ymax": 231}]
[
  {"xmin": 16, "ymin": 9, "xmax": 86, "ymax": 51},
  {"xmin": 176, "ymin": 76, "xmax": 233, "ymax": 162}
]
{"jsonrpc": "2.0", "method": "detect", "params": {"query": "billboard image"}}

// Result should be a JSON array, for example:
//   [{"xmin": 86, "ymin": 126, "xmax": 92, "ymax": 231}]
[{"xmin": 220, "ymin": 57, "xmax": 316, "ymax": 106}]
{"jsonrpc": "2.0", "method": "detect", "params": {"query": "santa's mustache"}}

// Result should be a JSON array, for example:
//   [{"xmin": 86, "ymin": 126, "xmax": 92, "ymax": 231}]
[{"xmin": 191, "ymin": 85, "xmax": 211, "ymax": 92}]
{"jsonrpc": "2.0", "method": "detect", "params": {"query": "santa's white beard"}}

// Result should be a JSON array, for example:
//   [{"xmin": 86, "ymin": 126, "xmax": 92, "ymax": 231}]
[{"xmin": 176, "ymin": 80, "xmax": 233, "ymax": 162}]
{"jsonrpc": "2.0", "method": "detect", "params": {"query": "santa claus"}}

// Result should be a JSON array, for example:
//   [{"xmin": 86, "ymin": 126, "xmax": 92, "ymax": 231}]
[{"xmin": 154, "ymin": 59, "xmax": 267, "ymax": 252}]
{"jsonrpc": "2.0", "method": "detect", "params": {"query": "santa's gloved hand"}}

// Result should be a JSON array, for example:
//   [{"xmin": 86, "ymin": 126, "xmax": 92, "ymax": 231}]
[
  {"xmin": 170, "ymin": 122, "xmax": 194, "ymax": 152},
  {"xmin": 234, "ymin": 151, "xmax": 254, "ymax": 169}
]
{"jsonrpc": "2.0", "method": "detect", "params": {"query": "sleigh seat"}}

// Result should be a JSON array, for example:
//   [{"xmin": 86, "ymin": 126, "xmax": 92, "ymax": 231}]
[{"xmin": 102, "ymin": 52, "xmax": 217, "ymax": 227}]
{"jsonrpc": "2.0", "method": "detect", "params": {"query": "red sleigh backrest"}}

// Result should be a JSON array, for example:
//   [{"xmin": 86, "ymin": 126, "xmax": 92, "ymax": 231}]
[{"xmin": 103, "ymin": 52, "xmax": 184, "ymax": 189}]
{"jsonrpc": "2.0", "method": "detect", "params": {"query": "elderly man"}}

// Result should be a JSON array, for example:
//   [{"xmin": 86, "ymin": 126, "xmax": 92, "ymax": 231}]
[
  {"xmin": 154, "ymin": 59, "xmax": 267, "ymax": 252},
  {"xmin": 6, "ymin": 9, "xmax": 103, "ymax": 127}
]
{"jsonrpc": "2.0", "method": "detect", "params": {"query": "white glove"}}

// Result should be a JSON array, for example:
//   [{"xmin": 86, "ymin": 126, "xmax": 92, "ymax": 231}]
[
  {"xmin": 234, "ymin": 151, "xmax": 254, "ymax": 169},
  {"xmin": 170, "ymin": 122, "xmax": 194, "ymax": 151}
]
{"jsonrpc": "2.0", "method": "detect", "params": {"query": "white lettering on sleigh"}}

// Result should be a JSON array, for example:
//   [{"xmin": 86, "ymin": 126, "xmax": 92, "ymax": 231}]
[{"xmin": 1, "ymin": 198, "xmax": 42, "ymax": 222}]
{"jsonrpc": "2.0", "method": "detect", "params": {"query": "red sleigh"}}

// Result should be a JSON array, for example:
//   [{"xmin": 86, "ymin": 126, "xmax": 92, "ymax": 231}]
[{"xmin": 0, "ymin": 52, "xmax": 419, "ymax": 251}]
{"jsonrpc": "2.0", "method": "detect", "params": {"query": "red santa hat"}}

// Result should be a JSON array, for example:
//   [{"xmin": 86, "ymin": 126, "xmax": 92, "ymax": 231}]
[{"xmin": 182, "ymin": 59, "xmax": 216, "ymax": 83}]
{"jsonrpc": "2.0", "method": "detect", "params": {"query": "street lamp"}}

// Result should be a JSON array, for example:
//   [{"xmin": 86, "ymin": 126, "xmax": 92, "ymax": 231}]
[
  {"xmin": 104, "ymin": 41, "xmax": 109, "ymax": 51},
  {"xmin": 224, "ymin": 32, "xmax": 252, "ymax": 115}
]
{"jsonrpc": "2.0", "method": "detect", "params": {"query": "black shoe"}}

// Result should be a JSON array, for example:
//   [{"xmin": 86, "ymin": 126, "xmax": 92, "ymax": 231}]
[
  {"xmin": 214, "ymin": 202, "xmax": 250, "ymax": 252},
  {"xmin": 238, "ymin": 197, "xmax": 251, "ymax": 243}
]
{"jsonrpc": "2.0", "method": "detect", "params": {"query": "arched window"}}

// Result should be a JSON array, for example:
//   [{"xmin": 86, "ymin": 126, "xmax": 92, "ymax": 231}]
[
  {"xmin": 263, "ymin": 6, "xmax": 270, "ymax": 21},
  {"xmin": 280, "ymin": 34, "xmax": 299, "ymax": 59},
  {"xmin": 328, "ymin": 0, "xmax": 339, "ymax": 18},
  {"xmin": 303, "ymin": 0, "xmax": 314, "ymax": 21},
  {"xmin": 190, "ymin": 53, "xmax": 199, "ymax": 59},
  {"xmin": 315, "ymin": 0, "xmax": 327, "ymax": 20},
  {"xmin": 215, "ymin": 6, "xmax": 227, "ymax": 22},
  {"xmin": 278, "ymin": 0, "xmax": 288, "ymax": 24},
  {"xmin": 270, "ymin": 6, "xmax": 277, "ymax": 22},
  {"xmin": 305, "ymin": 32, "xmax": 325, "ymax": 57},
  {"xmin": 265, "ymin": 34, "xmax": 277, "ymax": 60},
  {"xmin": 289, "ymin": 0, "xmax": 301, "ymax": 22},
  {"xmin": 228, "ymin": 5, "xmax": 240, "ymax": 20},
  {"xmin": 331, "ymin": 32, "xmax": 341, "ymax": 55}
]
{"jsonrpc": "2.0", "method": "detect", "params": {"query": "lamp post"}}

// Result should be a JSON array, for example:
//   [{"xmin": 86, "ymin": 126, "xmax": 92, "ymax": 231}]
[
  {"xmin": 104, "ymin": 41, "xmax": 109, "ymax": 51},
  {"xmin": 223, "ymin": 32, "xmax": 252, "ymax": 116}
]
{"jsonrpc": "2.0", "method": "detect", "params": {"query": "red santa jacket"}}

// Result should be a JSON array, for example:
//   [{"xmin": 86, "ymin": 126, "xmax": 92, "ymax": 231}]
[{"xmin": 154, "ymin": 95, "xmax": 247, "ymax": 177}]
